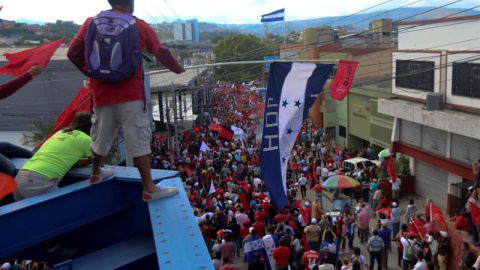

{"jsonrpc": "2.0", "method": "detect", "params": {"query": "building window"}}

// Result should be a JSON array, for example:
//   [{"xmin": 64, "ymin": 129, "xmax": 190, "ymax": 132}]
[
  {"xmin": 339, "ymin": 125, "xmax": 346, "ymax": 138},
  {"xmin": 452, "ymin": 62, "xmax": 480, "ymax": 98},
  {"xmin": 395, "ymin": 60, "xmax": 434, "ymax": 91}
]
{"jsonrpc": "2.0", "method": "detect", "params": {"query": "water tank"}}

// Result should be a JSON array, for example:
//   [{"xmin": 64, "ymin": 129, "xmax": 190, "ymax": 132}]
[
  {"xmin": 318, "ymin": 27, "xmax": 334, "ymax": 44},
  {"xmin": 426, "ymin": 93, "xmax": 444, "ymax": 111}
]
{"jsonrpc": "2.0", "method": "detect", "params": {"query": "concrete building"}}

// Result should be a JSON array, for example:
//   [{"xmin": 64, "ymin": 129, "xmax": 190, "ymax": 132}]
[
  {"xmin": 378, "ymin": 15, "xmax": 480, "ymax": 212},
  {"xmin": 173, "ymin": 19, "xmax": 199, "ymax": 43}
]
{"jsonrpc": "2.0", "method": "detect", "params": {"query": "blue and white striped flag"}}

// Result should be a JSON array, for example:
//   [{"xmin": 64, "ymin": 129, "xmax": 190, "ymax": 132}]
[
  {"xmin": 260, "ymin": 62, "xmax": 333, "ymax": 209},
  {"xmin": 261, "ymin": 8, "xmax": 285, "ymax": 23},
  {"xmin": 244, "ymin": 235, "xmax": 271, "ymax": 270}
]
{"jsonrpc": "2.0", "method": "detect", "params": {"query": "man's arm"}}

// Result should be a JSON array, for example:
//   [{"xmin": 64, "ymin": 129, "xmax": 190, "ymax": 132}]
[
  {"xmin": 0, "ymin": 66, "xmax": 44, "ymax": 100},
  {"xmin": 73, "ymin": 157, "xmax": 92, "ymax": 167},
  {"xmin": 67, "ymin": 36, "xmax": 88, "ymax": 76}
]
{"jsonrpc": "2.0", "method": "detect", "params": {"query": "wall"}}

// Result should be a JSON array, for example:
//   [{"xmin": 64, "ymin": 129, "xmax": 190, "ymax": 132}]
[
  {"xmin": 348, "ymin": 93, "xmax": 371, "ymax": 140},
  {"xmin": 391, "ymin": 51, "xmax": 441, "ymax": 100},
  {"xmin": 398, "ymin": 16, "xmax": 480, "ymax": 51},
  {"xmin": 354, "ymin": 49, "xmax": 393, "ymax": 78}
]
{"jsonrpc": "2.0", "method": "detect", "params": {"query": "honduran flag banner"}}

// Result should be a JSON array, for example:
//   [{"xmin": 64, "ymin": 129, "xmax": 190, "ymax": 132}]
[
  {"xmin": 260, "ymin": 62, "xmax": 333, "ymax": 209},
  {"xmin": 261, "ymin": 8, "xmax": 285, "ymax": 23}
]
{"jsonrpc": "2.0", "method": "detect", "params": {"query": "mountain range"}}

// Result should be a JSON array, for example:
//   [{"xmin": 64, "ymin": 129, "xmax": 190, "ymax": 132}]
[{"xmin": 15, "ymin": 7, "xmax": 480, "ymax": 37}]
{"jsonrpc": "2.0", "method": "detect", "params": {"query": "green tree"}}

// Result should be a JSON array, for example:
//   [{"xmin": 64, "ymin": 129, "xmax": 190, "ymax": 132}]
[
  {"xmin": 21, "ymin": 120, "xmax": 56, "ymax": 148},
  {"xmin": 213, "ymin": 34, "xmax": 272, "ymax": 81}
]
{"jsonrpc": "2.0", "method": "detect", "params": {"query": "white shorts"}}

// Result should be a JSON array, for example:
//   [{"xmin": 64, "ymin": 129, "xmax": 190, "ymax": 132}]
[
  {"xmin": 91, "ymin": 100, "xmax": 151, "ymax": 158},
  {"xmin": 13, "ymin": 170, "xmax": 59, "ymax": 201}
]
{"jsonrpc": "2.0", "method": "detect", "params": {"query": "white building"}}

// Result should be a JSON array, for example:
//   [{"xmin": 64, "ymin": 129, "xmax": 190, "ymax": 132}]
[
  {"xmin": 173, "ymin": 22, "xmax": 193, "ymax": 42},
  {"xmin": 378, "ymin": 15, "xmax": 480, "ymax": 212}
]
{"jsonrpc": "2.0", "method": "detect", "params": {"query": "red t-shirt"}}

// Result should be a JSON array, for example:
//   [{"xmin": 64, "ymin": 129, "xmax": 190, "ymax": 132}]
[
  {"xmin": 252, "ymin": 221, "xmax": 266, "ymax": 237},
  {"xmin": 302, "ymin": 251, "xmax": 320, "ymax": 270},
  {"xmin": 273, "ymin": 246, "xmax": 291, "ymax": 266},
  {"xmin": 314, "ymin": 184, "xmax": 323, "ymax": 193},
  {"xmin": 274, "ymin": 214, "xmax": 287, "ymax": 224},
  {"xmin": 254, "ymin": 211, "xmax": 266, "ymax": 223},
  {"xmin": 71, "ymin": 10, "xmax": 175, "ymax": 106}
]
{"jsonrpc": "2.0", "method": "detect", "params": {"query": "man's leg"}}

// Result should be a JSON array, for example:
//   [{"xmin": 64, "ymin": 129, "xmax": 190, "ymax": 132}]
[{"xmin": 134, "ymin": 154, "xmax": 157, "ymax": 193}]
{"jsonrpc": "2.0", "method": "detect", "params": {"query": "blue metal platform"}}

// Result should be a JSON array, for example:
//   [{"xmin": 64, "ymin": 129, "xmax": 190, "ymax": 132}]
[{"xmin": 0, "ymin": 158, "xmax": 213, "ymax": 269}]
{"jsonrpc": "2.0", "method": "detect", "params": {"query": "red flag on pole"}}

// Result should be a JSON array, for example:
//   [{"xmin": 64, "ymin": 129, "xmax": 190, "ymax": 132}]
[
  {"xmin": 0, "ymin": 38, "xmax": 65, "ymax": 76},
  {"xmin": 387, "ymin": 155, "xmax": 397, "ymax": 182},
  {"xmin": 239, "ymin": 191, "xmax": 249, "ymax": 214},
  {"xmin": 330, "ymin": 60, "xmax": 358, "ymax": 101}
]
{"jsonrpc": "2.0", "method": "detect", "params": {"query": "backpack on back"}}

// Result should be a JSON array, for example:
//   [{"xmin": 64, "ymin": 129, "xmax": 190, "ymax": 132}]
[{"xmin": 85, "ymin": 10, "xmax": 142, "ymax": 82}]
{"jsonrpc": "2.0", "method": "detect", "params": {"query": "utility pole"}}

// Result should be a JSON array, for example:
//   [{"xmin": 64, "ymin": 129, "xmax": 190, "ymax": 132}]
[
  {"xmin": 171, "ymin": 82, "xmax": 180, "ymax": 162},
  {"xmin": 165, "ymin": 94, "xmax": 174, "ymax": 165}
]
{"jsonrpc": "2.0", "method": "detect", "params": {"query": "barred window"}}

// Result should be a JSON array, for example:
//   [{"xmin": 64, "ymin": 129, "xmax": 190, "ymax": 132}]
[
  {"xmin": 452, "ymin": 63, "xmax": 480, "ymax": 98},
  {"xmin": 395, "ymin": 60, "xmax": 434, "ymax": 91}
]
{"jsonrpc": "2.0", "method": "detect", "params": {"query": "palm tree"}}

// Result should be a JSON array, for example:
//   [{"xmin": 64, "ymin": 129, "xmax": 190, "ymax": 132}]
[{"xmin": 21, "ymin": 120, "xmax": 56, "ymax": 148}]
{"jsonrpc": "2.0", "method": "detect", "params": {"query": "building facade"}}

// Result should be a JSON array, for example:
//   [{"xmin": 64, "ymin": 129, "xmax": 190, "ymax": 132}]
[{"xmin": 378, "ymin": 15, "xmax": 480, "ymax": 212}]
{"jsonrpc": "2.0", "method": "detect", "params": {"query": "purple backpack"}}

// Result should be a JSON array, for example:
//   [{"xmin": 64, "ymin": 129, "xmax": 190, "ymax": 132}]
[{"xmin": 85, "ymin": 10, "xmax": 142, "ymax": 82}]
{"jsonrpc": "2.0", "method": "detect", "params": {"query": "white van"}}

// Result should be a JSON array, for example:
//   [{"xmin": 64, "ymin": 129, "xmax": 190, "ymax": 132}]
[{"xmin": 342, "ymin": 157, "xmax": 380, "ymax": 172}]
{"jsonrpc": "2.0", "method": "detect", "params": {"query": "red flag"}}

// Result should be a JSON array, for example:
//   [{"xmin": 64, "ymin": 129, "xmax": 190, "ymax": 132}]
[
  {"xmin": 239, "ymin": 191, "xmax": 249, "ymax": 214},
  {"xmin": 471, "ymin": 203, "xmax": 480, "ymax": 225},
  {"xmin": 219, "ymin": 126, "xmax": 234, "ymax": 141},
  {"xmin": 44, "ymin": 85, "xmax": 91, "ymax": 141},
  {"xmin": 0, "ymin": 172, "xmax": 17, "ymax": 200},
  {"xmin": 330, "ymin": 60, "xmax": 358, "ymax": 101},
  {"xmin": 0, "ymin": 38, "xmax": 65, "ymax": 76},
  {"xmin": 430, "ymin": 203, "xmax": 447, "ymax": 231},
  {"xmin": 184, "ymin": 164, "xmax": 193, "ymax": 177},
  {"xmin": 375, "ymin": 207, "xmax": 392, "ymax": 219},
  {"xmin": 387, "ymin": 155, "xmax": 397, "ymax": 182},
  {"xmin": 209, "ymin": 123, "xmax": 222, "ymax": 132},
  {"xmin": 192, "ymin": 124, "xmax": 202, "ymax": 134},
  {"xmin": 410, "ymin": 217, "xmax": 426, "ymax": 240}
]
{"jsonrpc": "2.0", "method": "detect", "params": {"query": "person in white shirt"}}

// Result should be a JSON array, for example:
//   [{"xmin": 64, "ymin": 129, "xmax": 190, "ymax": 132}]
[
  {"xmin": 389, "ymin": 177, "xmax": 402, "ymax": 200},
  {"xmin": 298, "ymin": 174, "xmax": 308, "ymax": 198},
  {"xmin": 412, "ymin": 250, "xmax": 427, "ymax": 270}
]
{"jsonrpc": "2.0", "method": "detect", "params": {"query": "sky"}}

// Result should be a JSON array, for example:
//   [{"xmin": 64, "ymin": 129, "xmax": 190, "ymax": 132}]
[{"xmin": 0, "ymin": 0, "xmax": 479, "ymax": 25}]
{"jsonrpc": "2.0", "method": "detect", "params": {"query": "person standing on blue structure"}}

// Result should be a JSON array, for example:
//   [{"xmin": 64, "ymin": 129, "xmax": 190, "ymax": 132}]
[{"xmin": 68, "ymin": 0, "xmax": 185, "ymax": 201}]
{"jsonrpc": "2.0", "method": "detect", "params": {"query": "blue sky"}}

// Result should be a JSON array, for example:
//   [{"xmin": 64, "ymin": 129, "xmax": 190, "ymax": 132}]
[{"xmin": 0, "ymin": 0, "xmax": 479, "ymax": 25}]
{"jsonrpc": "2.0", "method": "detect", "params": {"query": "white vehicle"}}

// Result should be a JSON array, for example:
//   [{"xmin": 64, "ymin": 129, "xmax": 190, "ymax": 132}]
[{"xmin": 342, "ymin": 157, "xmax": 380, "ymax": 172}]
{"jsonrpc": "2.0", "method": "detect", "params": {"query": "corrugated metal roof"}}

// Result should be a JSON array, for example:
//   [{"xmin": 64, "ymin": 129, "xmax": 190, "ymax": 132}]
[
  {"xmin": 148, "ymin": 68, "xmax": 207, "ymax": 92},
  {"xmin": 0, "ymin": 46, "xmax": 70, "ymax": 61}
]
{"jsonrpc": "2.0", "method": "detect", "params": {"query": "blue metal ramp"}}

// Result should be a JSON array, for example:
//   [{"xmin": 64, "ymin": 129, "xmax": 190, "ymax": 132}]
[{"xmin": 148, "ymin": 178, "xmax": 213, "ymax": 270}]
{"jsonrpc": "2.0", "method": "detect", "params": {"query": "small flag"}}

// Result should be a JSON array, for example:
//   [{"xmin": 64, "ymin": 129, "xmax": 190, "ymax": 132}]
[
  {"xmin": 244, "ymin": 235, "xmax": 271, "ymax": 269},
  {"xmin": 330, "ymin": 60, "xmax": 359, "ymax": 101},
  {"xmin": 219, "ymin": 126, "xmax": 234, "ymax": 141},
  {"xmin": 261, "ymin": 8, "xmax": 285, "ymax": 23},
  {"xmin": 260, "ymin": 62, "xmax": 333, "ymax": 209},
  {"xmin": 209, "ymin": 180, "xmax": 215, "ymax": 194},
  {"xmin": 199, "ymin": 141, "xmax": 209, "ymax": 153},
  {"xmin": 0, "ymin": 38, "xmax": 65, "ymax": 76}
]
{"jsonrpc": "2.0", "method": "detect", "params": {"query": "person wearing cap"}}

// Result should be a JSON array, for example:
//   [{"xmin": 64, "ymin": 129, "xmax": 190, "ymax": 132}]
[
  {"xmin": 378, "ymin": 220, "xmax": 391, "ymax": 269},
  {"xmin": 391, "ymin": 201, "xmax": 403, "ymax": 240},
  {"xmin": 464, "ymin": 187, "xmax": 480, "ymax": 245},
  {"xmin": 437, "ymin": 231, "xmax": 450, "ymax": 270},
  {"xmin": 305, "ymin": 218, "xmax": 321, "ymax": 251},
  {"xmin": 401, "ymin": 231, "xmax": 417, "ymax": 270},
  {"xmin": 367, "ymin": 229, "xmax": 384, "ymax": 270}
]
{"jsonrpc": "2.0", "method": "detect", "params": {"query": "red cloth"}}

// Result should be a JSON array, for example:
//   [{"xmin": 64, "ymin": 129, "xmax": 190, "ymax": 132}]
[
  {"xmin": 219, "ymin": 126, "xmax": 234, "ymax": 141},
  {"xmin": 0, "ymin": 38, "xmax": 64, "ymax": 76},
  {"xmin": 45, "ymin": 85, "xmax": 92, "ymax": 142},
  {"xmin": 0, "ymin": 173, "xmax": 17, "ymax": 200},
  {"xmin": 184, "ymin": 164, "xmax": 193, "ymax": 177},
  {"xmin": 387, "ymin": 155, "xmax": 397, "ymax": 182},
  {"xmin": 430, "ymin": 203, "xmax": 447, "ymax": 230},
  {"xmin": 210, "ymin": 123, "xmax": 222, "ymax": 132},
  {"xmin": 302, "ymin": 251, "xmax": 320, "ymax": 270},
  {"xmin": 68, "ymin": 11, "xmax": 181, "ymax": 107},
  {"xmin": 252, "ymin": 221, "xmax": 265, "ymax": 237},
  {"xmin": 313, "ymin": 184, "xmax": 323, "ymax": 193},
  {"xmin": 192, "ymin": 124, "xmax": 202, "ymax": 134},
  {"xmin": 455, "ymin": 215, "xmax": 470, "ymax": 232},
  {"xmin": 238, "ymin": 192, "xmax": 249, "ymax": 214},
  {"xmin": 330, "ymin": 60, "xmax": 358, "ymax": 101},
  {"xmin": 272, "ymin": 246, "xmax": 291, "ymax": 266},
  {"xmin": 471, "ymin": 202, "xmax": 480, "ymax": 225}
]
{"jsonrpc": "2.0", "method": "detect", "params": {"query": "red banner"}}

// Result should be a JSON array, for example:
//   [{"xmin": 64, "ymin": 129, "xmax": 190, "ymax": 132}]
[
  {"xmin": 387, "ymin": 155, "xmax": 397, "ymax": 182},
  {"xmin": 209, "ymin": 123, "xmax": 222, "ymax": 132},
  {"xmin": 330, "ymin": 60, "xmax": 359, "ymax": 101},
  {"xmin": 0, "ymin": 38, "xmax": 65, "ymax": 76},
  {"xmin": 431, "ymin": 203, "xmax": 447, "ymax": 231}
]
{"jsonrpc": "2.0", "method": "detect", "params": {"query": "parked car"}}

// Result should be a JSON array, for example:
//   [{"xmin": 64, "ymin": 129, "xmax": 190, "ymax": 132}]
[{"xmin": 342, "ymin": 157, "xmax": 380, "ymax": 172}]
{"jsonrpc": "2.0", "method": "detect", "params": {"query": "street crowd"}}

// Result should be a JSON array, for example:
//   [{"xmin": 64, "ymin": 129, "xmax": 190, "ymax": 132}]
[{"xmin": 147, "ymin": 83, "xmax": 480, "ymax": 270}]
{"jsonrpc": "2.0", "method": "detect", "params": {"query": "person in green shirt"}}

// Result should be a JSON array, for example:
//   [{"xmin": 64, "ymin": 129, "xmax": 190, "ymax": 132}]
[{"xmin": 13, "ymin": 112, "xmax": 93, "ymax": 201}]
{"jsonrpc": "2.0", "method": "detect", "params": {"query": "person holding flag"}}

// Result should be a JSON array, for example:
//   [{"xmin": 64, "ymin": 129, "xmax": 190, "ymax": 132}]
[{"xmin": 0, "ymin": 65, "xmax": 45, "ymax": 100}]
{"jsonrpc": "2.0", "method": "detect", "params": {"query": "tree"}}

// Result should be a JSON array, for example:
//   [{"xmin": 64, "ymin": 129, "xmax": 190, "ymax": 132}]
[
  {"xmin": 213, "ymin": 34, "xmax": 272, "ymax": 82},
  {"xmin": 21, "ymin": 120, "xmax": 56, "ymax": 148}
]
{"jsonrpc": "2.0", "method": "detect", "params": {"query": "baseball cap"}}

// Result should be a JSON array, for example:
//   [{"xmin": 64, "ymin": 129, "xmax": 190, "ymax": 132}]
[
  {"xmin": 427, "ymin": 228, "xmax": 433, "ymax": 234},
  {"xmin": 356, "ymin": 207, "xmax": 361, "ymax": 212},
  {"xmin": 305, "ymin": 202, "xmax": 310, "ymax": 207},
  {"xmin": 311, "ymin": 218, "xmax": 317, "ymax": 224},
  {"xmin": 440, "ymin": 231, "xmax": 448, "ymax": 238},
  {"xmin": 392, "ymin": 202, "xmax": 398, "ymax": 207}
]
